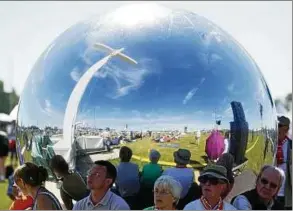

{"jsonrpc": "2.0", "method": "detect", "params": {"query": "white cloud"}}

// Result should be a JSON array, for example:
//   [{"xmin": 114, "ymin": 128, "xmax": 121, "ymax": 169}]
[{"xmin": 70, "ymin": 68, "xmax": 81, "ymax": 82}]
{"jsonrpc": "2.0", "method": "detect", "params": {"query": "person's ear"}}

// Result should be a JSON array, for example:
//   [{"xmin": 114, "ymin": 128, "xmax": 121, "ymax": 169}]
[{"xmin": 105, "ymin": 178, "xmax": 113, "ymax": 187}]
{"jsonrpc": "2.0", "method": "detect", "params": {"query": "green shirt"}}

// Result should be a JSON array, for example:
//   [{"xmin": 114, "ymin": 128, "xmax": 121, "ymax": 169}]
[{"xmin": 140, "ymin": 163, "xmax": 162, "ymax": 187}]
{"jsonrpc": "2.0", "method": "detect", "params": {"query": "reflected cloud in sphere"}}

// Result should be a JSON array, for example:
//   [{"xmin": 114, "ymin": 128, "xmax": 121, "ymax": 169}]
[{"xmin": 16, "ymin": 3, "xmax": 277, "ymax": 198}]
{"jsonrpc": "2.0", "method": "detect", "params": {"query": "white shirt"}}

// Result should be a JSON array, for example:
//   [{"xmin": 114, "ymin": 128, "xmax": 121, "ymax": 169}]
[
  {"xmin": 277, "ymin": 138, "xmax": 289, "ymax": 196},
  {"xmin": 197, "ymin": 131, "xmax": 201, "ymax": 138},
  {"xmin": 223, "ymin": 138, "xmax": 229, "ymax": 154},
  {"xmin": 184, "ymin": 199, "xmax": 237, "ymax": 210}
]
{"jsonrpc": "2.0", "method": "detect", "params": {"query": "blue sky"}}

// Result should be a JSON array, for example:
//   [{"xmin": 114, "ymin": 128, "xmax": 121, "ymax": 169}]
[{"xmin": 17, "ymin": 3, "xmax": 277, "ymax": 131}]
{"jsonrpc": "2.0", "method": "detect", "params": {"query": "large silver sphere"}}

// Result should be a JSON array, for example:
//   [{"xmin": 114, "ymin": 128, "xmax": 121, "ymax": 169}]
[{"xmin": 17, "ymin": 3, "xmax": 277, "ymax": 197}]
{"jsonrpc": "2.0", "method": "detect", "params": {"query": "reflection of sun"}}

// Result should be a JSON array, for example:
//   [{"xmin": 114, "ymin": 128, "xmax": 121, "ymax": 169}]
[{"xmin": 107, "ymin": 3, "xmax": 170, "ymax": 27}]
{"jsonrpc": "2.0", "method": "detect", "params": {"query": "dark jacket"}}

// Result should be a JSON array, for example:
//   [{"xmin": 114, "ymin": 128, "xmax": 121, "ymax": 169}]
[
  {"xmin": 284, "ymin": 138, "xmax": 292, "ymax": 207},
  {"xmin": 231, "ymin": 189, "xmax": 284, "ymax": 210}
]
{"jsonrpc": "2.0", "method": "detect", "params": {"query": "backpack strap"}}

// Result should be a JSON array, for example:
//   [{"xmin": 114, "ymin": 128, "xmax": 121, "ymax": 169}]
[{"xmin": 38, "ymin": 191, "xmax": 63, "ymax": 210}]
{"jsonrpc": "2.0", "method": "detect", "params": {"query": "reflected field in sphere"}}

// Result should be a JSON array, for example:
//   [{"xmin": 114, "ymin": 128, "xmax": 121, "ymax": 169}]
[{"xmin": 16, "ymin": 3, "xmax": 277, "ymax": 200}]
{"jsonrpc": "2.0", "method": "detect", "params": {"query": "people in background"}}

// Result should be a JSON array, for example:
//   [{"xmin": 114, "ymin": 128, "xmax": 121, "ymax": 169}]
[
  {"xmin": 163, "ymin": 149, "xmax": 194, "ymax": 199},
  {"xmin": 276, "ymin": 116, "xmax": 292, "ymax": 210},
  {"xmin": 141, "ymin": 149, "xmax": 163, "ymax": 188},
  {"xmin": 50, "ymin": 155, "xmax": 89, "ymax": 210},
  {"xmin": 144, "ymin": 175, "xmax": 182, "ymax": 210},
  {"xmin": 232, "ymin": 165, "xmax": 285, "ymax": 210},
  {"xmin": 216, "ymin": 153, "xmax": 235, "ymax": 199},
  {"xmin": 184, "ymin": 164, "xmax": 236, "ymax": 210},
  {"xmin": 116, "ymin": 146, "xmax": 140, "ymax": 209},
  {"xmin": 196, "ymin": 130, "xmax": 201, "ymax": 146},
  {"xmin": 14, "ymin": 162, "xmax": 62, "ymax": 210},
  {"xmin": 223, "ymin": 132, "xmax": 230, "ymax": 154},
  {"xmin": 139, "ymin": 149, "xmax": 163, "ymax": 209},
  {"xmin": 6, "ymin": 122, "xmax": 17, "ymax": 166},
  {"xmin": 73, "ymin": 160, "xmax": 129, "ymax": 210},
  {"xmin": 8, "ymin": 138, "xmax": 17, "ymax": 166},
  {"xmin": 0, "ymin": 130, "xmax": 9, "ymax": 182}
]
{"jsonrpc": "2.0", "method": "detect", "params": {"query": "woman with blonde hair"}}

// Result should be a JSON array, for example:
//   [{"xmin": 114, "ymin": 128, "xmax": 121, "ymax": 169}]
[{"xmin": 144, "ymin": 175, "xmax": 183, "ymax": 210}]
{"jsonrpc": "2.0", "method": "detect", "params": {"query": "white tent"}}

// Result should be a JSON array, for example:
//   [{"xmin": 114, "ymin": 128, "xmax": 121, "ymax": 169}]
[
  {"xmin": 9, "ymin": 104, "xmax": 18, "ymax": 121},
  {"xmin": 0, "ymin": 113, "xmax": 14, "ymax": 122}
]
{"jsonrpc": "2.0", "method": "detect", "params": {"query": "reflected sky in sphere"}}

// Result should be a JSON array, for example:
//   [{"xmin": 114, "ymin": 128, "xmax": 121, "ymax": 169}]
[
  {"xmin": 19, "ymin": 4, "xmax": 275, "ymax": 132},
  {"xmin": 17, "ymin": 4, "xmax": 278, "ymax": 187}
]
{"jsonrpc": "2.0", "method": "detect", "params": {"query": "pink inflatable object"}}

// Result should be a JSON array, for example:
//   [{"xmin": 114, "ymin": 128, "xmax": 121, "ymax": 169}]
[{"xmin": 205, "ymin": 130, "xmax": 225, "ymax": 160}]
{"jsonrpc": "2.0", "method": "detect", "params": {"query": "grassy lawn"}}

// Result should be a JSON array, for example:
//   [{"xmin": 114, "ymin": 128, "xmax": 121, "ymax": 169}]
[
  {"xmin": 116, "ymin": 133, "xmax": 260, "ymax": 170},
  {"xmin": 0, "ymin": 181, "xmax": 12, "ymax": 210},
  {"xmin": 123, "ymin": 134, "xmax": 208, "ymax": 169},
  {"xmin": 0, "ymin": 159, "xmax": 16, "ymax": 210}
]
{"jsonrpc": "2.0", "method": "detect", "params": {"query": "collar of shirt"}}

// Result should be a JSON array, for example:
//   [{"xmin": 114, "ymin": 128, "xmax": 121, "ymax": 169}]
[
  {"xmin": 86, "ymin": 189, "xmax": 112, "ymax": 207},
  {"xmin": 266, "ymin": 200, "xmax": 274, "ymax": 210}
]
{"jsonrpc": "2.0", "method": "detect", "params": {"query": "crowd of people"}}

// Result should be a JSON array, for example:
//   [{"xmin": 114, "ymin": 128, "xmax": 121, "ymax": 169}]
[{"xmin": 3, "ymin": 115, "xmax": 292, "ymax": 210}]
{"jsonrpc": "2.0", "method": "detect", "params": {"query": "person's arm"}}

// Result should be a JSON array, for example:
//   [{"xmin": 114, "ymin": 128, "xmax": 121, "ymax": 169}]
[
  {"xmin": 60, "ymin": 187, "xmax": 73, "ymax": 210},
  {"xmin": 36, "ymin": 195, "xmax": 58, "ymax": 210},
  {"xmin": 232, "ymin": 195, "xmax": 252, "ymax": 210}
]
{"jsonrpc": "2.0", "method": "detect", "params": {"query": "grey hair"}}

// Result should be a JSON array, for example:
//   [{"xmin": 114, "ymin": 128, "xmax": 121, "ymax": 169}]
[
  {"xmin": 257, "ymin": 165, "xmax": 285, "ymax": 187},
  {"xmin": 154, "ymin": 175, "xmax": 182, "ymax": 205}
]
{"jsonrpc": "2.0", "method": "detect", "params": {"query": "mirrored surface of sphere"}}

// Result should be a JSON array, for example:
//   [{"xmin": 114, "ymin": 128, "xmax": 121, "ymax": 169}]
[{"xmin": 16, "ymin": 3, "xmax": 277, "ymax": 200}]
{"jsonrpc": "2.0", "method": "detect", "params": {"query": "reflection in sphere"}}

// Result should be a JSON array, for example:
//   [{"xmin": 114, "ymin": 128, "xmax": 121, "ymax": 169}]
[{"xmin": 17, "ymin": 3, "xmax": 277, "ymax": 202}]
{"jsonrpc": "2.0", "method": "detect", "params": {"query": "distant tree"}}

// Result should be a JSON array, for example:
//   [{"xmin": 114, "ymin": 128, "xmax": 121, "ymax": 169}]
[
  {"xmin": 0, "ymin": 80, "xmax": 19, "ymax": 114},
  {"xmin": 274, "ymin": 92, "xmax": 292, "ymax": 113},
  {"xmin": 284, "ymin": 93, "xmax": 292, "ymax": 111}
]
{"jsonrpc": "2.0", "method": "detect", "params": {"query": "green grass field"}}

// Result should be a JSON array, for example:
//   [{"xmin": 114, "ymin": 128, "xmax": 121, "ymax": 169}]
[
  {"xmin": 0, "ymin": 159, "xmax": 15, "ymax": 210},
  {"xmin": 115, "ymin": 133, "xmax": 265, "ymax": 171}
]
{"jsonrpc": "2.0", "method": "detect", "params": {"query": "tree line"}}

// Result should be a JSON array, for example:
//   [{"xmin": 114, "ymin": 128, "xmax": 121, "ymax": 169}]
[{"xmin": 0, "ymin": 80, "xmax": 19, "ymax": 114}]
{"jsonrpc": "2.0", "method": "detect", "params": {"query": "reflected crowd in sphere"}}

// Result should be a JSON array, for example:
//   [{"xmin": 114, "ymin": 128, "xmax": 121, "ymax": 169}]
[{"xmin": 16, "ymin": 3, "xmax": 278, "ymax": 202}]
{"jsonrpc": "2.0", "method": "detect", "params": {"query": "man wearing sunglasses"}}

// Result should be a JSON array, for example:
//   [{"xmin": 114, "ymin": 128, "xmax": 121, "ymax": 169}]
[
  {"xmin": 276, "ymin": 116, "xmax": 292, "ymax": 210},
  {"xmin": 184, "ymin": 164, "xmax": 237, "ymax": 210},
  {"xmin": 232, "ymin": 165, "xmax": 285, "ymax": 210}
]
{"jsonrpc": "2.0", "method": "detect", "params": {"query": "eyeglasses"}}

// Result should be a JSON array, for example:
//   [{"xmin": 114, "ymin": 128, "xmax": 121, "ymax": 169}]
[
  {"xmin": 153, "ymin": 189, "xmax": 171, "ymax": 196},
  {"xmin": 199, "ymin": 176, "xmax": 225, "ymax": 185},
  {"xmin": 260, "ymin": 178, "xmax": 278, "ymax": 189},
  {"xmin": 86, "ymin": 171, "xmax": 101, "ymax": 178}
]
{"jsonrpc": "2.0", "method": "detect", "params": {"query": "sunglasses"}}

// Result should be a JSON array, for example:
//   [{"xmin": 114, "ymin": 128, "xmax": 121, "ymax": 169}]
[
  {"xmin": 199, "ymin": 176, "xmax": 225, "ymax": 185},
  {"xmin": 278, "ymin": 124, "xmax": 288, "ymax": 128},
  {"xmin": 260, "ymin": 178, "xmax": 278, "ymax": 189}
]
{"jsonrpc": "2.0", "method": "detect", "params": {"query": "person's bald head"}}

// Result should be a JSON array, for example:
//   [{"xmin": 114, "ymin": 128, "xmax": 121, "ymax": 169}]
[{"xmin": 256, "ymin": 165, "xmax": 284, "ymax": 201}]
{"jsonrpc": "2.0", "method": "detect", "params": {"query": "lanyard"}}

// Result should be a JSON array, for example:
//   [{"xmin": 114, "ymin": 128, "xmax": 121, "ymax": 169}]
[{"xmin": 200, "ymin": 196, "xmax": 224, "ymax": 210}]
